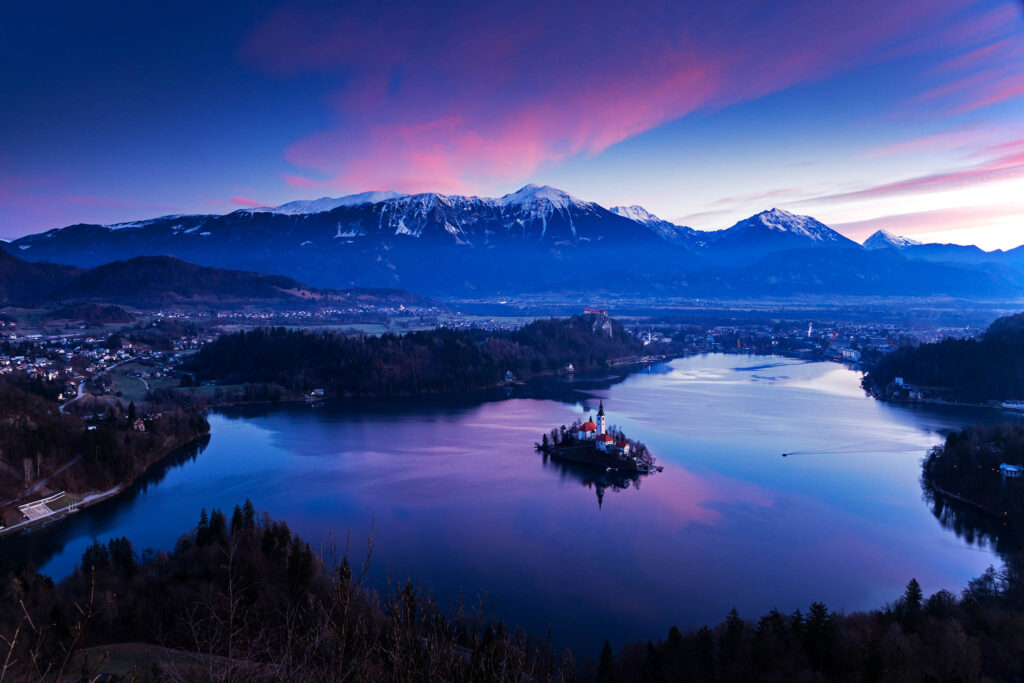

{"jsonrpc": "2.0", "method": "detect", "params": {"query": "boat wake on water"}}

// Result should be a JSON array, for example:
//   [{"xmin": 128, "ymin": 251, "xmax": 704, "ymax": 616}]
[{"xmin": 782, "ymin": 443, "xmax": 924, "ymax": 457}]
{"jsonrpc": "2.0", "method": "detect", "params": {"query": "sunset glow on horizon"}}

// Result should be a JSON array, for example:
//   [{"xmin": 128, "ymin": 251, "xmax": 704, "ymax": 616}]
[{"xmin": 2, "ymin": 0, "xmax": 1023, "ymax": 248}]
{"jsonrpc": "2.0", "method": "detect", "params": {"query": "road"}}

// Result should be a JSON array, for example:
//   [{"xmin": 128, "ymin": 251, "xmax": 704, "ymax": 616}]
[
  {"xmin": 58, "ymin": 381, "xmax": 85, "ymax": 414},
  {"xmin": 58, "ymin": 356, "xmax": 139, "ymax": 414}
]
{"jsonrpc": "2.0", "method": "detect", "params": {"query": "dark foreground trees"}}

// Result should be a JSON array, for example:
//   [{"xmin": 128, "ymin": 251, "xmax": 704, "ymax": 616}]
[{"xmin": 6, "ymin": 505, "xmax": 1024, "ymax": 681}]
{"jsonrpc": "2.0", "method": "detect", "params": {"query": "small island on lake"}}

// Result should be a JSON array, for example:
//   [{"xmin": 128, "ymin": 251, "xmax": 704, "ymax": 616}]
[{"xmin": 537, "ymin": 401, "xmax": 661, "ymax": 474}]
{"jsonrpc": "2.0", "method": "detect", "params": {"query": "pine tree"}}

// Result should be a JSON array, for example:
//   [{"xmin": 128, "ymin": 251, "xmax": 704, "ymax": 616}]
[
  {"xmin": 242, "ymin": 498, "xmax": 256, "ymax": 530},
  {"xmin": 196, "ymin": 508, "xmax": 210, "ymax": 546},
  {"xmin": 597, "ymin": 641, "xmax": 615, "ymax": 682},
  {"xmin": 231, "ymin": 504, "xmax": 244, "ymax": 534}
]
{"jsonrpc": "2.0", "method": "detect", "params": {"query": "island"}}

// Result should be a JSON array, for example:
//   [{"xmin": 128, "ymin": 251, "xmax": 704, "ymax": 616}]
[{"xmin": 537, "ymin": 401, "xmax": 661, "ymax": 474}]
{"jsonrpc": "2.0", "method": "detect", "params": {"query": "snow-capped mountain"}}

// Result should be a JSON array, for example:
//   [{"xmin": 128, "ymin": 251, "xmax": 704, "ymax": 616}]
[
  {"xmin": 863, "ymin": 230, "xmax": 921, "ymax": 250},
  {"xmin": 6, "ymin": 186, "xmax": 1018, "ymax": 298},
  {"xmin": 716, "ymin": 208, "xmax": 855, "ymax": 245},
  {"xmin": 701, "ymin": 208, "xmax": 859, "ymax": 264},
  {"xmin": 610, "ymin": 205, "xmax": 699, "ymax": 246}
]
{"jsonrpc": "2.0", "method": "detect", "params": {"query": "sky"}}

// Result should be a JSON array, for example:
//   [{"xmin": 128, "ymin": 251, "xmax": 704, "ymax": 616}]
[{"xmin": 2, "ymin": 0, "xmax": 1023, "ymax": 249}]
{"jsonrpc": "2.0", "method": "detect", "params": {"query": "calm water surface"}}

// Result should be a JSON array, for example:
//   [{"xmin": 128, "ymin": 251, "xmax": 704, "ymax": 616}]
[{"xmin": 1, "ymin": 355, "xmax": 1012, "ymax": 653}]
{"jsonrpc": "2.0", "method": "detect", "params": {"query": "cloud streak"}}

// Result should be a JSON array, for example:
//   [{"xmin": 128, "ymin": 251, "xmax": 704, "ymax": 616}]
[
  {"xmin": 801, "ymin": 138, "xmax": 1024, "ymax": 205},
  {"xmin": 833, "ymin": 204, "xmax": 1024, "ymax": 242},
  {"xmin": 242, "ymin": 0, "xmax": 980, "ymax": 193}
]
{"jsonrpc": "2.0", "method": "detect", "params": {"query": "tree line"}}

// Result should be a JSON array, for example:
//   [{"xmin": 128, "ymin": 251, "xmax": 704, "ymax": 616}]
[
  {"xmin": 864, "ymin": 311, "xmax": 1024, "ymax": 402},
  {"xmin": 185, "ymin": 314, "xmax": 645, "ymax": 398},
  {"xmin": 0, "ymin": 373, "xmax": 209, "ymax": 502},
  {"xmin": 921, "ymin": 422, "xmax": 1024, "ymax": 517},
  {"xmin": 5, "ymin": 503, "xmax": 1024, "ymax": 680}
]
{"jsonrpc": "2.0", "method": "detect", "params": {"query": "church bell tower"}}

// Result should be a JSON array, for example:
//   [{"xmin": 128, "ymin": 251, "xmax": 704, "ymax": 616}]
[{"xmin": 597, "ymin": 401, "xmax": 606, "ymax": 436}]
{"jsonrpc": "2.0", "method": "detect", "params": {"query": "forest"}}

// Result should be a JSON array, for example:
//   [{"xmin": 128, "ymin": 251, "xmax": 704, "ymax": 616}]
[
  {"xmin": 5, "ymin": 504, "xmax": 1024, "ymax": 681},
  {"xmin": 0, "ymin": 372, "xmax": 209, "ymax": 503},
  {"xmin": 921, "ymin": 422, "xmax": 1024, "ymax": 517},
  {"xmin": 863, "ymin": 311, "xmax": 1024, "ymax": 402},
  {"xmin": 185, "ymin": 314, "xmax": 648, "ymax": 398}
]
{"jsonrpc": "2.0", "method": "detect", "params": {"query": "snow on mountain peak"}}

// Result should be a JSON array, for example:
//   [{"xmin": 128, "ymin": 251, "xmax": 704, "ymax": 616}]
[
  {"xmin": 496, "ymin": 184, "xmax": 578, "ymax": 208},
  {"xmin": 743, "ymin": 208, "xmax": 845, "ymax": 242},
  {"xmin": 259, "ymin": 191, "xmax": 408, "ymax": 215},
  {"xmin": 863, "ymin": 230, "xmax": 921, "ymax": 249},
  {"xmin": 610, "ymin": 205, "xmax": 662, "ymax": 224}
]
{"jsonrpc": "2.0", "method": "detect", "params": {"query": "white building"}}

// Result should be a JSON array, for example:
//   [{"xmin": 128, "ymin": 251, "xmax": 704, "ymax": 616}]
[
  {"xmin": 577, "ymin": 418, "xmax": 597, "ymax": 441},
  {"xmin": 1000, "ymin": 463, "xmax": 1023, "ymax": 479}
]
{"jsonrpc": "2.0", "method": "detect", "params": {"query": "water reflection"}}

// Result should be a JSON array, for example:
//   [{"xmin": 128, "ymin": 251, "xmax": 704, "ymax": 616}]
[
  {"xmin": 923, "ymin": 485, "xmax": 1021, "ymax": 556},
  {"xmin": 539, "ymin": 451, "xmax": 646, "ymax": 509},
  {"xmin": 0, "ymin": 355, "xmax": 1015, "ymax": 654}
]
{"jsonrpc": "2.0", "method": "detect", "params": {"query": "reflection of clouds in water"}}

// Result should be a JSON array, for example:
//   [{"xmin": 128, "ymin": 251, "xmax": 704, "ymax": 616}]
[{"xmin": 779, "ymin": 365, "xmax": 867, "ymax": 398}]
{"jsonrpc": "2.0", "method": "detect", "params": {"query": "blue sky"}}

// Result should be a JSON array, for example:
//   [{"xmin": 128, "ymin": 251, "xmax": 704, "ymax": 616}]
[{"xmin": 2, "ymin": 0, "xmax": 1023, "ymax": 248}]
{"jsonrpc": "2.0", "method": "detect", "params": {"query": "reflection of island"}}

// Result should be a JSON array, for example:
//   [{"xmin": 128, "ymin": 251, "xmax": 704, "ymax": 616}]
[
  {"xmin": 537, "ymin": 401, "xmax": 661, "ymax": 474},
  {"xmin": 539, "ymin": 450, "xmax": 644, "ymax": 508}
]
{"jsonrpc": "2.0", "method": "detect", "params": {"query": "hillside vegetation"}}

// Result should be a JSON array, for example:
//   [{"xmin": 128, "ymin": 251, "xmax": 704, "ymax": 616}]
[
  {"xmin": 185, "ymin": 313, "xmax": 646, "ymax": 397},
  {"xmin": 5, "ymin": 505, "xmax": 1024, "ymax": 681},
  {"xmin": 864, "ymin": 312, "xmax": 1024, "ymax": 402}
]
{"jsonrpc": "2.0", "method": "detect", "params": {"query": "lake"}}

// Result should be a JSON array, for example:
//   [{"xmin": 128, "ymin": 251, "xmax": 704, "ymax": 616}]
[{"xmin": 0, "ymin": 354, "xmax": 1011, "ymax": 655}]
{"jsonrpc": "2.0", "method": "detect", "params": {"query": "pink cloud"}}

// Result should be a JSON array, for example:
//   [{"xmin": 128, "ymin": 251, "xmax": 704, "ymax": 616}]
[
  {"xmin": 230, "ymin": 195, "xmax": 264, "ymax": 207},
  {"xmin": 833, "ymin": 204, "xmax": 1024, "ymax": 242},
  {"xmin": 802, "ymin": 136, "xmax": 1024, "ymax": 204},
  {"xmin": 282, "ymin": 173, "xmax": 322, "ymax": 189},
  {"xmin": 240, "ymin": 0, "xmax": 982, "ymax": 193}
]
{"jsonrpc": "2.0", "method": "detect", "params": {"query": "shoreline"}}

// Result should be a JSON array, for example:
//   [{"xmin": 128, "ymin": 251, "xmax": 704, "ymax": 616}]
[
  {"xmin": 192, "ymin": 353, "xmax": 679, "ymax": 409},
  {"xmin": 868, "ymin": 390, "xmax": 999, "ymax": 411},
  {"xmin": 0, "ymin": 429, "xmax": 210, "ymax": 539},
  {"xmin": 926, "ymin": 481, "xmax": 1007, "ymax": 519}
]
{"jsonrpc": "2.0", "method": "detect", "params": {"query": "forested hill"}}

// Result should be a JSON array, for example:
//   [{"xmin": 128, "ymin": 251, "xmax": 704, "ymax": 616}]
[
  {"xmin": 186, "ymin": 313, "xmax": 646, "ymax": 396},
  {"xmin": 864, "ymin": 311, "xmax": 1024, "ymax": 402},
  {"xmin": 7, "ymin": 503, "xmax": 1024, "ymax": 680}
]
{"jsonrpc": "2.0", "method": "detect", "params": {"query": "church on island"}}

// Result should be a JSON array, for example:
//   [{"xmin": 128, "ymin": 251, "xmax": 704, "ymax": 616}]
[
  {"xmin": 576, "ymin": 402, "xmax": 631, "ymax": 456},
  {"xmin": 540, "ymin": 401, "xmax": 659, "ymax": 474}
]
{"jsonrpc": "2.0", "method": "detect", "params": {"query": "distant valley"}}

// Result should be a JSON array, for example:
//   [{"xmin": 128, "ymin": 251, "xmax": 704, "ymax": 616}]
[{"xmin": 5, "ymin": 185, "xmax": 1023, "ymax": 300}]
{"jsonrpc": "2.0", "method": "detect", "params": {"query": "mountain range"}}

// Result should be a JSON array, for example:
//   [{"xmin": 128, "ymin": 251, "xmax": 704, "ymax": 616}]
[{"xmin": 5, "ymin": 185, "xmax": 1023, "ymax": 299}]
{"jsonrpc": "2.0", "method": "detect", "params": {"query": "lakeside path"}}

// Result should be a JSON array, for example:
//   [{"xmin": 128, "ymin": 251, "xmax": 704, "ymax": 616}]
[
  {"xmin": 0, "ymin": 428, "xmax": 209, "ymax": 539},
  {"xmin": 2, "ymin": 454, "xmax": 82, "ymax": 508},
  {"xmin": 0, "ymin": 486, "xmax": 120, "ymax": 537}
]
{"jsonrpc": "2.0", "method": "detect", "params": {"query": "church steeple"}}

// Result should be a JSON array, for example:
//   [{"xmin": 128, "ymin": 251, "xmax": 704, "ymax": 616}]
[
  {"xmin": 597, "ymin": 401, "xmax": 606, "ymax": 436},
  {"xmin": 597, "ymin": 401, "xmax": 605, "ymax": 417}
]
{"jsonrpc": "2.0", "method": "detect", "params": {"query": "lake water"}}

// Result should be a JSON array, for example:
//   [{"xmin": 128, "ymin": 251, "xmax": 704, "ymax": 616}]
[{"xmin": 0, "ymin": 354, "xmax": 1012, "ymax": 654}]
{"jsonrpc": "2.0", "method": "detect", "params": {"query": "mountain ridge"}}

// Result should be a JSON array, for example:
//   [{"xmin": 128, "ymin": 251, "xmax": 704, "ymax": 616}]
[{"xmin": 5, "ymin": 185, "xmax": 1022, "ymax": 299}]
